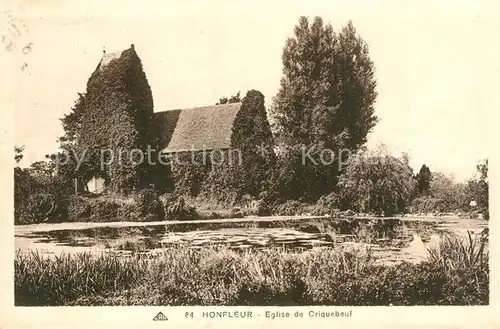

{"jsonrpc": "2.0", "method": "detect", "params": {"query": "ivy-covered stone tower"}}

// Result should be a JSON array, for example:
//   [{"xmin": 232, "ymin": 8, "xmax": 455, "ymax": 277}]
[{"xmin": 78, "ymin": 45, "xmax": 156, "ymax": 193}]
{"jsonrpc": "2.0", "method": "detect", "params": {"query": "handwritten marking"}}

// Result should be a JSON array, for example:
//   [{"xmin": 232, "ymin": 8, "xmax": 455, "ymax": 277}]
[{"xmin": 1, "ymin": 9, "xmax": 33, "ymax": 71}]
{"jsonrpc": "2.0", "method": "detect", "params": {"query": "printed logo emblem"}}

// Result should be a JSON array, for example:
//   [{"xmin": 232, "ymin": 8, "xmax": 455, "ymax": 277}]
[{"xmin": 153, "ymin": 312, "xmax": 168, "ymax": 321}]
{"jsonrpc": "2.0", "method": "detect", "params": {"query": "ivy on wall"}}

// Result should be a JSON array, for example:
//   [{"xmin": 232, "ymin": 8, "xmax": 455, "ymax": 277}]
[{"xmin": 78, "ymin": 46, "xmax": 155, "ymax": 193}]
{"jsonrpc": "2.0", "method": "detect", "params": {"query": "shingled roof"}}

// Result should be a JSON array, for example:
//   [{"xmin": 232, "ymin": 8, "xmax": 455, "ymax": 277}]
[{"xmin": 154, "ymin": 103, "xmax": 242, "ymax": 153}]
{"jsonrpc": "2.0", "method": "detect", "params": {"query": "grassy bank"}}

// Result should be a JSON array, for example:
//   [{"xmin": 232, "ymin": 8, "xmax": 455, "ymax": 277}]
[{"xmin": 15, "ymin": 233, "xmax": 488, "ymax": 306}]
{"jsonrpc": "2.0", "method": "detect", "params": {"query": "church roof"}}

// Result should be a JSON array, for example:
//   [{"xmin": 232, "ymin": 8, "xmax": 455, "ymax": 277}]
[
  {"xmin": 154, "ymin": 102, "xmax": 242, "ymax": 153},
  {"xmin": 100, "ymin": 50, "xmax": 124, "ymax": 68},
  {"xmin": 98, "ymin": 44, "xmax": 136, "ymax": 70},
  {"xmin": 95, "ymin": 46, "xmax": 243, "ymax": 154}
]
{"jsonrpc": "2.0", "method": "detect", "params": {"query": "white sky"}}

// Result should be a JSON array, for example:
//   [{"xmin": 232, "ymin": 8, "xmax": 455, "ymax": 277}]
[{"xmin": 9, "ymin": 0, "xmax": 498, "ymax": 181}]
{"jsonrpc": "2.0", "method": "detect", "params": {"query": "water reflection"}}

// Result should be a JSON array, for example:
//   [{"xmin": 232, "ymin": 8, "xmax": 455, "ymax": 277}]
[{"xmin": 15, "ymin": 217, "xmax": 488, "ymax": 265}]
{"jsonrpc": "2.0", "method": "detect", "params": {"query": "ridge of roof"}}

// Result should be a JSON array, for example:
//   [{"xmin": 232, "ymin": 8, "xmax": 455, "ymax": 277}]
[
  {"xmin": 99, "ymin": 44, "xmax": 135, "ymax": 70},
  {"xmin": 154, "ymin": 102, "xmax": 242, "ymax": 114}
]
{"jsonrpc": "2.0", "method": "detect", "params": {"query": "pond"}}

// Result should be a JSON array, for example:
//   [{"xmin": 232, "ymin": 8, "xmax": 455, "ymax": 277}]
[{"xmin": 15, "ymin": 215, "xmax": 488, "ymax": 265}]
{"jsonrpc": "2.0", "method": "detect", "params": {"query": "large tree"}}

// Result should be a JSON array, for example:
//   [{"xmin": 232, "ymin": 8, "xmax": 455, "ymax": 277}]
[
  {"xmin": 415, "ymin": 164, "xmax": 432, "ymax": 195},
  {"xmin": 336, "ymin": 21, "xmax": 378, "ymax": 150},
  {"xmin": 270, "ymin": 17, "xmax": 378, "ymax": 200},
  {"xmin": 47, "ymin": 93, "xmax": 95, "ymax": 192},
  {"xmin": 429, "ymin": 173, "xmax": 460, "ymax": 211},
  {"xmin": 59, "ymin": 93, "xmax": 86, "ymax": 145}
]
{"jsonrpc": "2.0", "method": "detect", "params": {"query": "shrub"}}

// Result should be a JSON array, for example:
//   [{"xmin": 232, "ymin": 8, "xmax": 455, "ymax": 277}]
[
  {"xmin": 66, "ymin": 196, "xmax": 143, "ymax": 222},
  {"xmin": 428, "ymin": 173, "xmax": 466, "ymax": 213},
  {"xmin": 134, "ymin": 189, "xmax": 164, "ymax": 221},
  {"xmin": 257, "ymin": 203, "xmax": 272, "ymax": 216},
  {"xmin": 89, "ymin": 199, "xmax": 120, "ymax": 222},
  {"xmin": 18, "ymin": 193, "xmax": 62, "ymax": 224},
  {"xmin": 254, "ymin": 194, "xmax": 274, "ymax": 216},
  {"xmin": 66, "ymin": 196, "xmax": 92, "ymax": 221},
  {"xmin": 206, "ymin": 211, "xmax": 223, "ymax": 220},
  {"xmin": 14, "ymin": 163, "xmax": 73, "ymax": 224},
  {"xmin": 165, "ymin": 196, "xmax": 199, "ymax": 221},
  {"xmin": 464, "ymin": 161, "xmax": 489, "ymax": 220},
  {"xmin": 409, "ymin": 196, "xmax": 445, "ymax": 214},
  {"xmin": 312, "ymin": 192, "xmax": 340, "ymax": 216},
  {"xmin": 242, "ymin": 207, "xmax": 259, "ymax": 217},
  {"xmin": 272, "ymin": 200, "xmax": 311, "ymax": 216},
  {"xmin": 337, "ymin": 148, "xmax": 415, "ymax": 216},
  {"xmin": 231, "ymin": 207, "xmax": 244, "ymax": 218},
  {"xmin": 63, "ymin": 191, "xmax": 182, "ymax": 223}
]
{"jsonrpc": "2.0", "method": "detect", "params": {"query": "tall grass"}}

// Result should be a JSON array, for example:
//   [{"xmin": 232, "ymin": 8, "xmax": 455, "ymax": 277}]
[
  {"xmin": 423, "ymin": 230, "xmax": 489, "ymax": 304},
  {"xmin": 15, "ymin": 250, "xmax": 149, "ymax": 305},
  {"xmin": 427, "ymin": 230, "xmax": 488, "ymax": 272},
  {"xmin": 15, "ymin": 237, "xmax": 488, "ymax": 306}
]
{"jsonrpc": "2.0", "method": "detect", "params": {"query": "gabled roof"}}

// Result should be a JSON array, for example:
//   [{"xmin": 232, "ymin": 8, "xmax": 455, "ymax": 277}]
[
  {"xmin": 154, "ymin": 103, "xmax": 242, "ymax": 153},
  {"xmin": 100, "ymin": 50, "xmax": 124, "ymax": 69},
  {"xmin": 97, "ymin": 44, "xmax": 135, "ymax": 71}
]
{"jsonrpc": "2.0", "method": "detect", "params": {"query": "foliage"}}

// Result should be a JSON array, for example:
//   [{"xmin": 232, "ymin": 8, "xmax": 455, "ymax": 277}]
[
  {"xmin": 465, "ymin": 159, "xmax": 489, "ymax": 219},
  {"xmin": 14, "ymin": 145, "xmax": 24, "ymax": 163},
  {"xmin": 47, "ymin": 93, "xmax": 93, "ymax": 191},
  {"xmin": 269, "ymin": 142, "xmax": 341, "ymax": 203},
  {"xmin": 337, "ymin": 147, "xmax": 415, "ymax": 216},
  {"xmin": 14, "ymin": 157, "xmax": 73, "ymax": 224},
  {"xmin": 65, "ymin": 193, "xmax": 164, "ymax": 223},
  {"xmin": 59, "ymin": 93, "xmax": 86, "ymax": 145},
  {"xmin": 270, "ymin": 17, "xmax": 378, "ymax": 200},
  {"xmin": 428, "ymin": 173, "xmax": 464, "ymax": 212},
  {"xmin": 415, "ymin": 164, "xmax": 432, "ymax": 195},
  {"xmin": 311, "ymin": 192, "xmax": 340, "ymax": 216},
  {"xmin": 409, "ymin": 196, "xmax": 446, "ymax": 214},
  {"xmin": 406, "ymin": 161, "xmax": 488, "ymax": 216},
  {"xmin": 14, "ymin": 168, "xmax": 31, "ymax": 221},
  {"xmin": 133, "ymin": 188, "xmax": 164, "ymax": 221},
  {"xmin": 17, "ymin": 194, "xmax": 63, "ymax": 224},
  {"xmin": 170, "ymin": 152, "xmax": 211, "ymax": 196},
  {"xmin": 272, "ymin": 200, "xmax": 312, "ymax": 216},
  {"xmin": 164, "ymin": 196, "xmax": 199, "ymax": 221},
  {"xmin": 216, "ymin": 91, "xmax": 241, "ymax": 105},
  {"xmin": 230, "ymin": 90, "xmax": 276, "ymax": 197},
  {"xmin": 78, "ymin": 45, "xmax": 156, "ymax": 193},
  {"xmin": 171, "ymin": 90, "xmax": 275, "ymax": 204},
  {"xmin": 427, "ymin": 231, "xmax": 488, "ymax": 273},
  {"xmin": 230, "ymin": 207, "xmax": 244, "ymax": 218},
  {"xmin": 66, "ymin": 196, "xmax": 135, "ymax": 222}
]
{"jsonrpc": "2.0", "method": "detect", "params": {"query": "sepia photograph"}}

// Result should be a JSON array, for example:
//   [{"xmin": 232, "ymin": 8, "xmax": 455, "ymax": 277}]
[{"xmin": 2, "ymin": 0, "xmax": 498, "ymax": 326}]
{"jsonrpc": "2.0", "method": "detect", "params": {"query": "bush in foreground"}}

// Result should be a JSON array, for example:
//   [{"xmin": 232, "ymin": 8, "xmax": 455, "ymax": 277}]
[
  {"xmin": 134, "ymin": 188, "xmax": 164, "ymax": 221},
  {"xmin": 16, "ymin": 193, "xmax": 66, "ymax": 224},
  {"xmin": 65, "ymin": 195, "xmax": 153, "ymax": 222},
  {"xmin": 337, "ymin": 147, "xmax": 415, "ymax": 216},
  {"xmin": 272, "ymin": 200, "xmax": 312, "ymax": 216},
  {"xmin": 409, "ymin": 196, "xmax": 446, "ymax": 214},
  {"xmin": 15, "ymin": 234, "xmax": 488, "ymax": 306},
  {"xmin": 312, "ymin": 192, "xmax": 341, "ymax": 216},
  {"xmin": 164, "ymin": 196, "xmax": 199, "ymax": 221}
]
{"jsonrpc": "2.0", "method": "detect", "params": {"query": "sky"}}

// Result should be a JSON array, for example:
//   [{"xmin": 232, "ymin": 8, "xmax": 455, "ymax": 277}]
[{"xmin": 8, "ymin": 0, "xmax": 499, "ymax": 181}]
